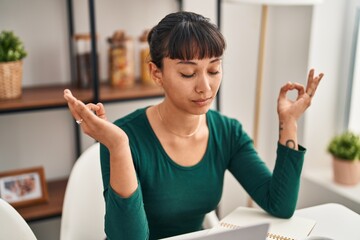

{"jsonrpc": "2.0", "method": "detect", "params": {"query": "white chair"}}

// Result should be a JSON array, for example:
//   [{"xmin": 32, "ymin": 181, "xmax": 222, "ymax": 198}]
[
  {"xmin": 0, "ymin": 198, "xmax": 37, "ymax": 240},
  {"xmin": 60, "ymin": 142, "xmax": 219, "ymax": 239},
  {"xmin": 60, "ymin": 143, "xmax": 106, "ymax": 240}
]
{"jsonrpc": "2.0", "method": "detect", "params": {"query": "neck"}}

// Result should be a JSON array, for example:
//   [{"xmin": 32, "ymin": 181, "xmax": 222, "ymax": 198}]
[{"xmin": 156, "ymin": 104, "xmax": 202, "ymax": 138}]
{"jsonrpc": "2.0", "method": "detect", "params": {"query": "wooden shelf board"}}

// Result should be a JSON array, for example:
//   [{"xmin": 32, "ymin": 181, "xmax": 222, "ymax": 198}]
[{"xmin": 0, "ymin": 83, "xmax": 164, "ymax": 113}]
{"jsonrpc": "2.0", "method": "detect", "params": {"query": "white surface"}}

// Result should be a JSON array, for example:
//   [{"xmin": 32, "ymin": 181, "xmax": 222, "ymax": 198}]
[
  {"xmin": 296, "ymin": 203, "xmax": 360, "ymax": 240},
  {"xmin": 225, "ymin": 0, "xmax": 323, "ymax": 5},
  {"xmin": 0, "ymin": 198, "xmax": 37, "ymax": 240},
  {"xmin": 164, "ymin": 203, "xmax": 360, "ymax": 240},
  {"xmin": 303, "ymin": 169, "xmax": 360, "ymax": 204},
  {"xmin": 60, "ymin": 143, "xmax": 106, "ymax": 240}
]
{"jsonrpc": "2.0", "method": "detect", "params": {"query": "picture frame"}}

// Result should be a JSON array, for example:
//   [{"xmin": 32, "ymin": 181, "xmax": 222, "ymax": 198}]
[{"xmin": 0, "ymin": 166, "xmax": 49, "ymax": 208}]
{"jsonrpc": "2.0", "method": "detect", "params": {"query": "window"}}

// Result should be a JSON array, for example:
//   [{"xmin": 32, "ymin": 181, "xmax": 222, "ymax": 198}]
[{"xmin": 348, "ymin": 9, "xmax": 360, "ymax": 133}]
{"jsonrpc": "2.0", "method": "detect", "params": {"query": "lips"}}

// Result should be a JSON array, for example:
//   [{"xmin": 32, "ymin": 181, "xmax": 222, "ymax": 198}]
[{"xmin": 192, "ymin": 97, "xmax": 213, "ymax": 106}]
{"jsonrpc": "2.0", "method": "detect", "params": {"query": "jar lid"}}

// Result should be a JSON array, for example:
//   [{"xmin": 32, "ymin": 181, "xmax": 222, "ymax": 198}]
[
  {"xmin": 139, "ymin": 29, "xmax": 150, "ymax": 42},
  {"xmin": 107, "ymin": 30, "xmax": 132, "ymax": 44},
  {"xmin": 74, "ymin": 33, "xmax": 99, "ymax": 41}
]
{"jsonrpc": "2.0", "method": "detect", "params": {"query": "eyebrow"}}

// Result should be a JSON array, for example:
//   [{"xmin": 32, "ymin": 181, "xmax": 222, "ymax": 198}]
[{"xmin": 176, "ymin": 58, "xmax": 222, "ymax": 65}]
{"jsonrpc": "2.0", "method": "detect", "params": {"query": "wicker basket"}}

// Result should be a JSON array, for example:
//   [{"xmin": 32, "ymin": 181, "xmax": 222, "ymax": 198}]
[{"xmin": 0, "ymin": 61, "xmax": 23, "ymax": 99}]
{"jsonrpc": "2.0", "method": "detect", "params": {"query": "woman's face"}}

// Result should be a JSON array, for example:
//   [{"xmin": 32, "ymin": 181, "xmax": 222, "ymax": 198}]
[{"xmin": 158, "ymin": 57, "xmax": 222, "ymax": 115}]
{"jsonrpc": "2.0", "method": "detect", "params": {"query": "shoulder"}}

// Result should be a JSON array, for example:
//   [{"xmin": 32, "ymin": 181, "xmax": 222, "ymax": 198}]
[
  {"xmin": 207, "ymin": 109, "xmax": 244, "ymax": 133},
  {"xmin": 113, "ymin": 107, "xmax": 148, "ymax": 128}
]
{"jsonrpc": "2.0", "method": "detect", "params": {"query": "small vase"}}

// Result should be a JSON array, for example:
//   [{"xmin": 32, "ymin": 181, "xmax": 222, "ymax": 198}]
[
  {"xmin": 332, "ymin": 157, "xmax": 360, "ymax": 186},
  {"xmin": 0, "ymin": 60, "xmax": 23, "ymax": 99}
]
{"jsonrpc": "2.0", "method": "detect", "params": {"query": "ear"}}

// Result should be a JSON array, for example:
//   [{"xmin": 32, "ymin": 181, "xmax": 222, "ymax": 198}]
[{"xmin": 149, "ymin": 62, "xmax": 163, "ymax": 86}]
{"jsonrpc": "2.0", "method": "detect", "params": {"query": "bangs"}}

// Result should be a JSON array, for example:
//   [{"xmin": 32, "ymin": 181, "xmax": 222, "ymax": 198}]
[{"xmin": 165, "ymin": 21, "xmax": 225, "ymax": 60}]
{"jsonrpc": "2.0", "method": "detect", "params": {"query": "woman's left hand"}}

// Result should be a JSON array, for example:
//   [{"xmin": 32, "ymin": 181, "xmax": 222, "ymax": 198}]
[{"xmin": 277, "ymin": 69, "xmax": 324, "ymax": 122}]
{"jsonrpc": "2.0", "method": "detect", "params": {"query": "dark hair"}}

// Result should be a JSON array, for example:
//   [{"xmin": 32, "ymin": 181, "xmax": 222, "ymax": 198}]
[{"xmin": 147, "ymin": 11, "xmax": 226, "ymax": 69}]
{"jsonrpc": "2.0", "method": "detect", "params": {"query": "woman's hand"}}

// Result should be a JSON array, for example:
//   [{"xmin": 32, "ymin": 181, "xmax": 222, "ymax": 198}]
[
  {"xmin": 277, "ymin": 69, "xmax": 324, "ymax": 123},
  {"xmin": 63, "ymin": 89, "xmax": 128, "ymax": 151},
  {"xmin": 277, "ymin": 69, "xmax": 324, "ymax": 149}
]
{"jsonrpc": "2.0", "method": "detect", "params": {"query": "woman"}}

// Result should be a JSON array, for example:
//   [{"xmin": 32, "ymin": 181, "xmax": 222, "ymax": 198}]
[{"xmin": 64, "ymin": 11, "xmax": 324, "ymax": 240}]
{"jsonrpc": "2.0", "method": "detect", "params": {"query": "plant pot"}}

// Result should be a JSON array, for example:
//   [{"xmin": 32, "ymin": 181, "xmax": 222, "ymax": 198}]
[
  {"xmin": 0, "ymin": 60, "xmax": 23, "ymax": 100},
  {"xmin": 332, "ymin": 157, "xmax": 360, "ymax": 186}
]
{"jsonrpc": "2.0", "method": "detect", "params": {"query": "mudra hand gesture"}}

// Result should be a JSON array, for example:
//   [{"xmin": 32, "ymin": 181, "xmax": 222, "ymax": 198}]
[
  {"xmin": 277, "ymin": 69, "xmax": 324, "ymax": 121},
  {"xmin": 277, "ymin": 68, "xmax": 324, "ymax": 149},
  {"xmin": 63, "ymin": 89, "xmax": 127, "ymax": 151}
]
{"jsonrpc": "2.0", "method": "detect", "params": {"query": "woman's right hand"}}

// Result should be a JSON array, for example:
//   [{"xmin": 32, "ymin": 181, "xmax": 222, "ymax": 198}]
[{"xmin": 63, "ymin": 89, "xmax": 128, "ymax": 151}]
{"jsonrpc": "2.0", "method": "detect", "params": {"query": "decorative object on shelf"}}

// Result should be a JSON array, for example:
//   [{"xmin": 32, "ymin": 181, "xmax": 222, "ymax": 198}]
[
  {"xmin": 327, "ymin": 131, "xmax": 360, "ymax": 186},
  {"xmin": 139, "ymin": 29, "xmax": 153, "ymax": 86},
  {"xmin": 225, "ymin": 0, "xmax": 323, "ymax": 207},
  {"xmin": 0, "ymin": 166, "xmax": 49, "ymax": 208},
  {"xmin": 74, "ymin": 33, "xmax": 99, "ymax": 89},
  {"xmin": 107, "ymin": 30, "xmax": 135, "ymax": 89},
  {"xmin": 0, "ymin": 31, "xmax": 27, "ymax": 100}
]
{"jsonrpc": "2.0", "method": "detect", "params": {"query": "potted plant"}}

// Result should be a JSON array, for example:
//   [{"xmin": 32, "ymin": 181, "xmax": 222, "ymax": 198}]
[
  {"xmin": 0, "ymin": 31, "xmax": 27, "ymax": 99},
  {"xmin": 327, "ymin": 131, "xmax": 360, "ymax": 185}
]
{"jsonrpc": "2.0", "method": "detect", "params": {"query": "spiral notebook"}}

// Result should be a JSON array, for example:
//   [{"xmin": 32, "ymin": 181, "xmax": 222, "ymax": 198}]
[{"xmin": 208, "ymin": 207, "xmax": 316, "ymax": 240}]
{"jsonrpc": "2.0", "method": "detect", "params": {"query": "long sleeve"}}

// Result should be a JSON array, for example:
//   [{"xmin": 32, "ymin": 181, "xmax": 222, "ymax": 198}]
[
  {"xmin": 228, "ymin": 122, "xmax": 306, "ymax": 218},
  {"xmin": 100, "ymin": 143, "xmax": 149, "ymax": 240}
]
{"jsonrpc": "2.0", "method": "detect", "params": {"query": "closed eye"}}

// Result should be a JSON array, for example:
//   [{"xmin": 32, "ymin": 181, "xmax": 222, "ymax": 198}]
[
  {"xmin": 181, "ymin": 73, "xmax": 195, "ymax": 78},
  {"xmin": 209, "ymin": 71, "xmax": 220, "ymax": 75}
]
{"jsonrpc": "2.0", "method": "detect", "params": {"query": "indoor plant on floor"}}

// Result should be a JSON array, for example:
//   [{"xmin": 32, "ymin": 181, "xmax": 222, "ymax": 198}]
[
  {"xmin": 0, "ymin": 31, "xmax": 27, "ymax": 99},
  {"xmin": 327, "ymin": 131, "xmax": 360, "ymax": 185}
]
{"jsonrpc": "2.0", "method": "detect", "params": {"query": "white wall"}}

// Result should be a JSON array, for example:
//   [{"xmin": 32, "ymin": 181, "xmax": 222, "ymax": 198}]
[
  {"xmin": 0, "ymin": 0, "xmax": 70, "ymax": 86},
  {"xmin": 298, "ymin": 0, "xmax": 360, "ymax": 211}
]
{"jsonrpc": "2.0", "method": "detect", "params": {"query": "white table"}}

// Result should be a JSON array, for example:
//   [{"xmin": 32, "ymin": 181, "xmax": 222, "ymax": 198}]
[
  {"xmin": 296, "ymin": 203, "xmax": 360, "ymax": 239},
  {"xmin": 164, "ymin": 203, "xmax": 360, "ymax": 239}
]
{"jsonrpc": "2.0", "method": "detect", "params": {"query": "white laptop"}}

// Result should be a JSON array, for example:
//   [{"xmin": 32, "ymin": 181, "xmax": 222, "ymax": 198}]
[{"xmin": 164, "ymin": 223, "xmax": 269, "ymax": 240}]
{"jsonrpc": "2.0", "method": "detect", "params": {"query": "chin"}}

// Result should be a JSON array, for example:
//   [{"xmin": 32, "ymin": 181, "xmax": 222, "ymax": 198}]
[{"xmin": 191, "ymin": 104, "xmax": 212, "ymax": 115}]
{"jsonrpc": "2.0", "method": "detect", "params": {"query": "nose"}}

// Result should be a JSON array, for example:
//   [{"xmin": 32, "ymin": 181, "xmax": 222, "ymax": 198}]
[{"xmin": 195, "ymin": 73, "xmax": 211, "ymax": 94}]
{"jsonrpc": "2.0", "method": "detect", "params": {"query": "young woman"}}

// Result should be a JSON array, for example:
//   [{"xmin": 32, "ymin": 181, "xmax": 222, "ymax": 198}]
[{"xmin": 64, "ymin": 11, "xmax": 324, "ymax": 240}]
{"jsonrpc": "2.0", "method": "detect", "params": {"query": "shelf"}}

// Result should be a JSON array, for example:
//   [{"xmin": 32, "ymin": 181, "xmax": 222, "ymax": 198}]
[
  {"xmin": 303, "ymin": 169, "xmax": 360, "ymax": 204},
  {"xmin": 16, "ymin": 178, "xmax": 67, "ymax": 222},
  {"xmin": 0, "ymin": 83, "xmax": 164, "ymax": 114}
]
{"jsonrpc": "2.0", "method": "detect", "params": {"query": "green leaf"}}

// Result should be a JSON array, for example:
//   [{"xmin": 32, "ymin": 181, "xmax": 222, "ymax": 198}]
[
  {"xmin": 0, "ymin": 30, "xmax": 27, "ymax": 62},
  {"xmin": 327, "ymin": 132, "xmax": 360, "ymax": 161}
]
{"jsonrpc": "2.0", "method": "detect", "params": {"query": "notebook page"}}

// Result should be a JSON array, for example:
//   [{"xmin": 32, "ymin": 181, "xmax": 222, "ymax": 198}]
[{"xmin": 209, "ymin": 207, "xmax": 316, "ymax": 240}]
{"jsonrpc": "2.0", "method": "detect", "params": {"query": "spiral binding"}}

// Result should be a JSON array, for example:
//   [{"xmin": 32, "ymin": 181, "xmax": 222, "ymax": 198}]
[{"xmin": 219, "ymin": 222, "xmax": 295, "ymax": 240}]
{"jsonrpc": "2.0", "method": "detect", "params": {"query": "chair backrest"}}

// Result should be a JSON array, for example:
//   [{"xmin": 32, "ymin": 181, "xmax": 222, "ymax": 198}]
[
  {"xmin": 60, "ymin": 143, "xmax": 106, "ymax": 240},
  {"xmin": 0, "ymin": 198, "xmax": 37, "ymax": 240}
]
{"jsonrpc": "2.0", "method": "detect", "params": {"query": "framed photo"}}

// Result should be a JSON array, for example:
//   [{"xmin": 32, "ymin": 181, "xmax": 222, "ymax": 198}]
[{"xmin": 0, "ymin": 166, "xmax": 49, "ymax": 208}]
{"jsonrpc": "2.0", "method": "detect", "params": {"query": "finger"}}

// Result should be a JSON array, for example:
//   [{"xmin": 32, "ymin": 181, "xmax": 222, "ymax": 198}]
[
  {"xmin": 279, "ymin": 82, "xmax": 293, "ymax": 99},
  {"xmin": 306, "ymin": 71, "xmax": 324, "ymax": 97},
  {"xmin": 96, "ymin": 103, "xmax": 107, "ymax": 120},
  {"xmin": 77, "ymin": 100, "xmax": 101, "ymax": 124},
  {"xmin": 306, "ymin": 69, "xmax": 314, "ymax": 93},
  {"xmin": 64, "ymin": 89, "xmax": 82, "ymax": 121},
  {"xmin": 292, "ymin": 83, "xmax": 305, "ymax": 99},
  {"xmin": 64, "ymin": 89, "xmax": 77, "ymax": 103},
  {"xmin": 86, "ymin": 103, "xmax": 100, "ymax": 112}
]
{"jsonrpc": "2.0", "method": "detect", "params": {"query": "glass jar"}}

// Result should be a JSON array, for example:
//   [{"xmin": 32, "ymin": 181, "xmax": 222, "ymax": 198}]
[
  {"xmin": 108, "ymin": 31, "xmax": 135, "ymax": 89},
  {"xmin": 139, "ymin": 30, "xmax": 153, "ymax": 85},
  {"xmin": 73, "ymin": 34, "xmax": 95, "ymax": 89}
]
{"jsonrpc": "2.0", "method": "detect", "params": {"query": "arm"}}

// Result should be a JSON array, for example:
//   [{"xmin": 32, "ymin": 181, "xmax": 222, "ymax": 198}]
[
  {"xmin": 229, "ymin": 129, "xmax": 305, "ymax": 218},
  {"xmin": 64, "ymin": 90, "xmax": 148, "ymax": 239},
  {"xmin": 64, "ymin": 89, "xmax": 137, "ymax": 197},
  {"xmin": 100, "ymin": 144, "xmax": 149, "ymax": 240},
  {"xmin": 229, "ymin": 69, "xmax": 324, "ymax": 218}
]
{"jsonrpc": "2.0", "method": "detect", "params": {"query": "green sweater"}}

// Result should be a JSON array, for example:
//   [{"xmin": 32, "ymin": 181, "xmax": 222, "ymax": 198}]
[{"xmin": 100, "ymin": 108, "xmax": 305, "ymax": 240}]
